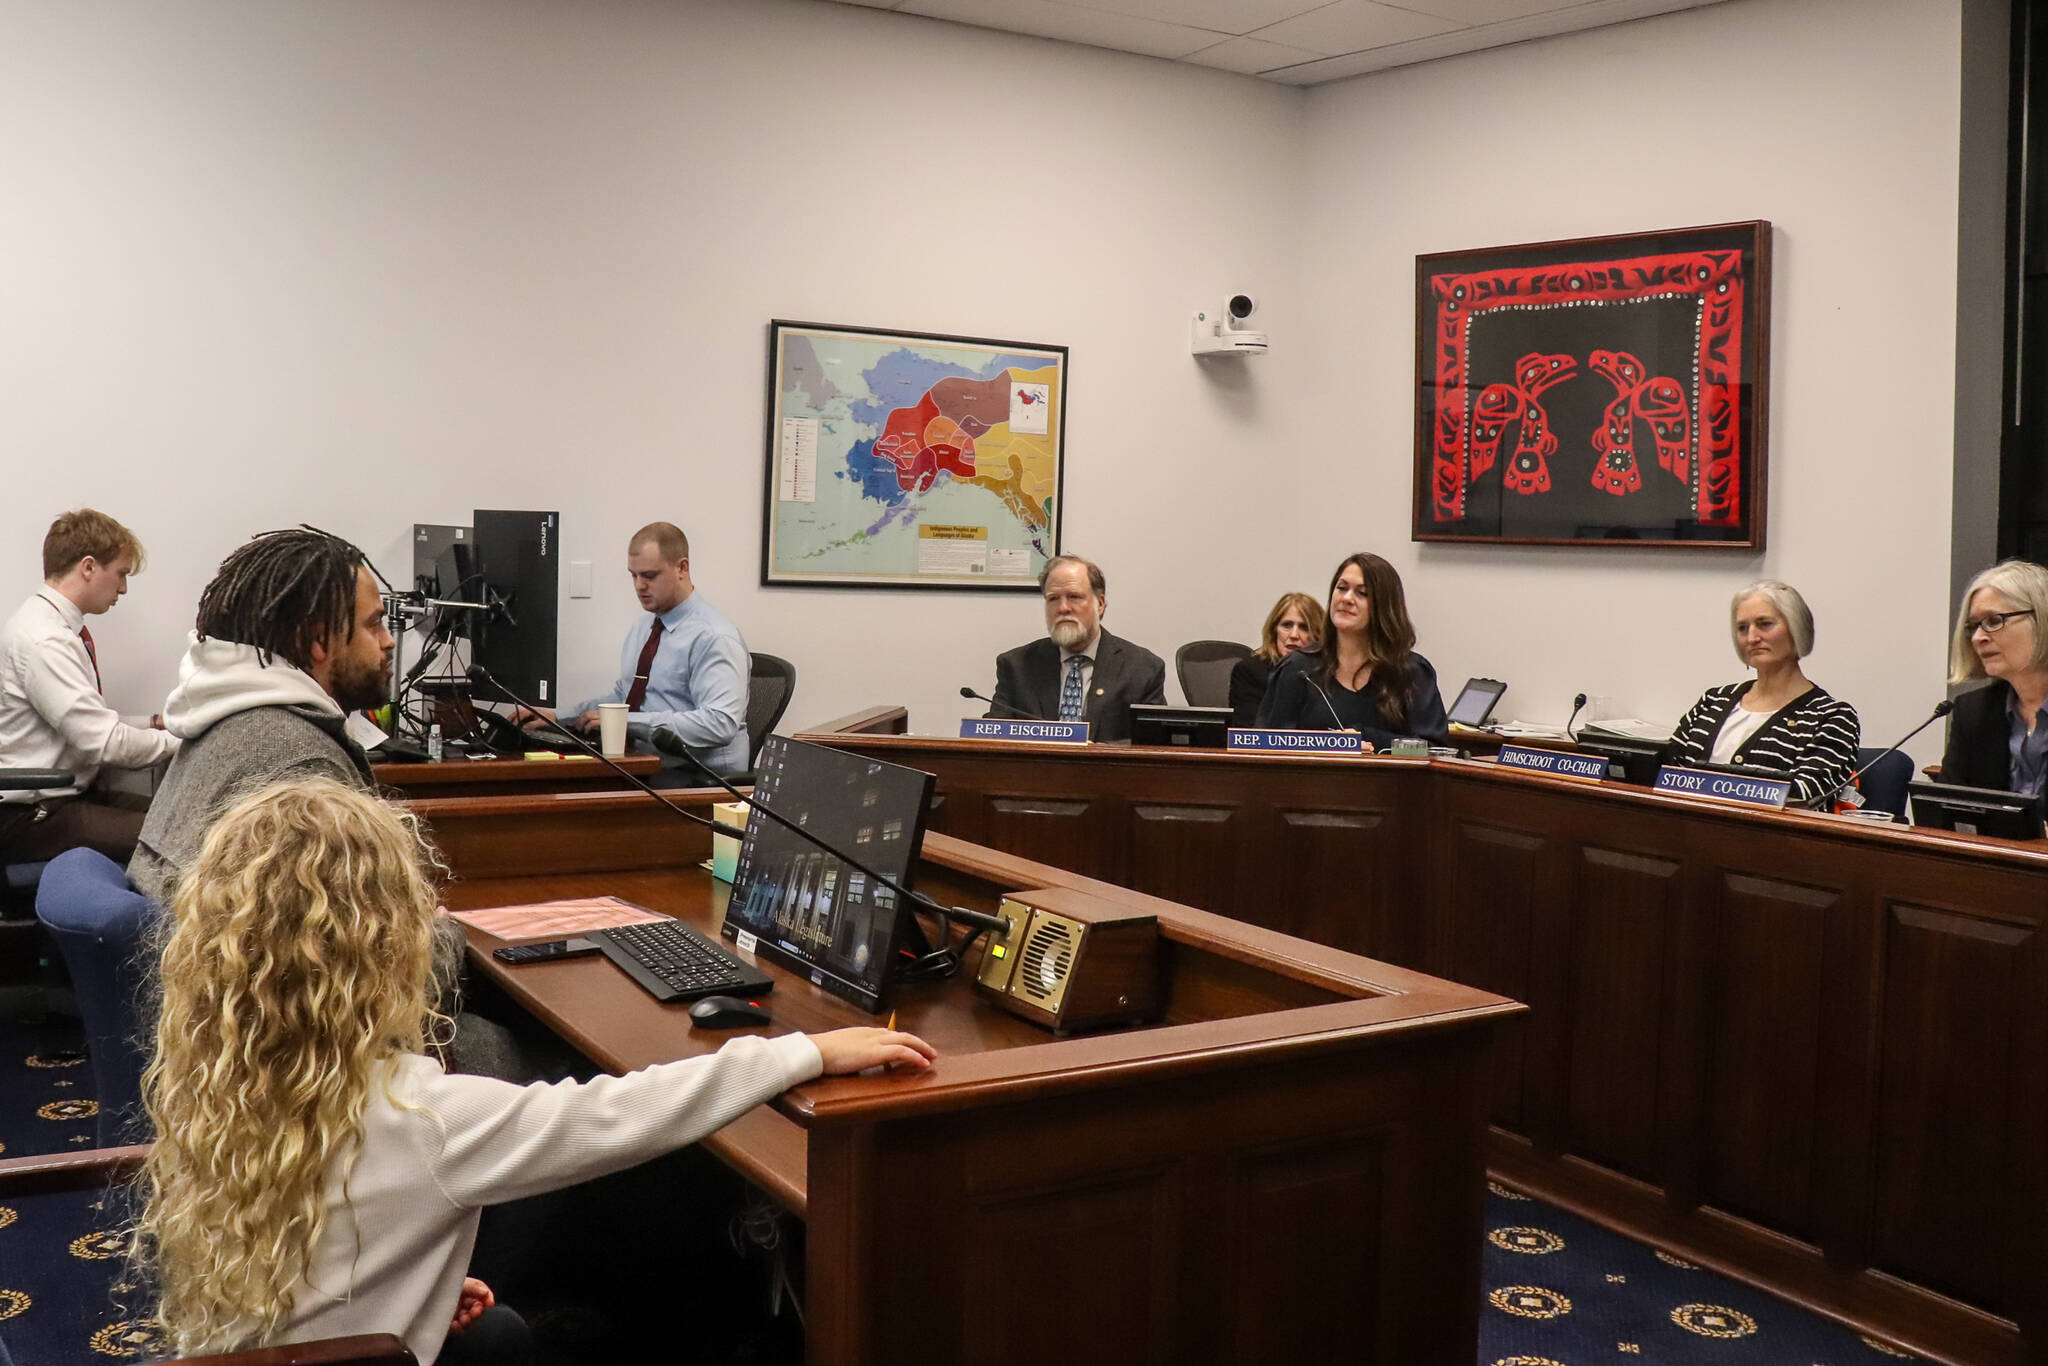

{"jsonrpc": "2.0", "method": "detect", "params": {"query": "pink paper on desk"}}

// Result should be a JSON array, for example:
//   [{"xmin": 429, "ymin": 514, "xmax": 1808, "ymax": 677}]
[{"xmin": 451, "ymin": 896, "xmax": 666, "ymax": 943}]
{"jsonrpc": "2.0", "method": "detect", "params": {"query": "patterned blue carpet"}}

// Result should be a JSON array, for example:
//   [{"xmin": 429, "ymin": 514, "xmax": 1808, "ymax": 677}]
[
  {"xmin": 0, "ymin": 996, "xmax": 1930, "ymax": 1366},
  {"xmin": 0, "ymin": 999, "xmax": 165, "ymax": 1364},
  {"xmin": 1478, "ymin": 1180, "xmax": 1922, "ymax": 1364}
]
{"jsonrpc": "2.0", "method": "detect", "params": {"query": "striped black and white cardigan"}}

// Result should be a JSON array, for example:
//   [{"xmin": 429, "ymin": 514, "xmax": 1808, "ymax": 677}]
[{"xmin": 1662, "ymin": 681, "xmax": 1862, "ymax": 808}]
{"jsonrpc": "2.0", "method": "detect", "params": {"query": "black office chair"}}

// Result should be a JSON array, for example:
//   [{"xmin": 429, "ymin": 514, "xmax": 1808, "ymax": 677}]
[
  {"xmin": 746, "ymin": 653, "xmax": 797, "ymax": 771},
  {"xmin": 0, "ymin": 770, "xmax": 71, "ymax": 990},
  {"xmin": 1174, "ymin": 640, "xmax": 1252, "ymax": 709}
]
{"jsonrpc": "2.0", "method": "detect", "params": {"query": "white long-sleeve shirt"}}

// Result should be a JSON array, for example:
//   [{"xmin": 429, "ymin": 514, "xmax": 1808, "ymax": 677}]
[
  {"xmin": 201, "ymin": 1033, "xmax": 821, "ymax": 1365},
  {"xmin": 0, "ymin": 589, "xmax": 177, "ymax": 801}
]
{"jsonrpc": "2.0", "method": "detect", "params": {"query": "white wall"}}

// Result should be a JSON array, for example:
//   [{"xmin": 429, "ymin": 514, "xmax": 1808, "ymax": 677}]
[
  {"xmin": 1, "ymin": 0, "xmax": 1304, "ymax": 734},
  {"xmin": 1294, "ymin": 0, "xmax": 1964, "ymax": 760},
  {"xmin": 3, "ymin": 0, "xmax": 1979, "ymax": 763}
]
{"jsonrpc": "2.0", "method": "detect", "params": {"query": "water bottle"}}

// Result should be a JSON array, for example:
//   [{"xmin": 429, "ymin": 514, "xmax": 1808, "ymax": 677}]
[{"xmin": 427, "ymin": 724, "xmax": 443, "ymax": 762}]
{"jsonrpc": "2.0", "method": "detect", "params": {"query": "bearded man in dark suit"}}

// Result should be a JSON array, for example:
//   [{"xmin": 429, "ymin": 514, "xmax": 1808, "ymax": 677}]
[{"xmin": 988, "ymin": 555, "xmax": 1165, "ymax": 743}]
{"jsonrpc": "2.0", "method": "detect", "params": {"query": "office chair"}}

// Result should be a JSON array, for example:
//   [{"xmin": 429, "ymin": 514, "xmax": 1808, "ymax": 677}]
[
  {"xmin": 1174, "ymin": 640, "xmax": 1252, "ymax": 709},
  {"xmin": 0, "ymin": 769, "xmax": 68, "ymax": 919},
  {"xmin": 746, "ymin": 654, "xmax": 797, "ymax": 770},
  {"xmin": 1852, "ymin": 747, "xmax": 1913, "ymax": 819},
  {"xmin": 36, "ymin": 848, "xmax": 161, "ymax": 1147}
]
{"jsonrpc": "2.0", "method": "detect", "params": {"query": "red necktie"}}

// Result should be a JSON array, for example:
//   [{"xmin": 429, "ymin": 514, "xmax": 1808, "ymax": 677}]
[
  {"xmin": 80, "ymin": 626, "xmax": 102, "ymax": 693},
  {"xmin": 624, "ymin": 617, "xmax": 664, "ymax": 711}
]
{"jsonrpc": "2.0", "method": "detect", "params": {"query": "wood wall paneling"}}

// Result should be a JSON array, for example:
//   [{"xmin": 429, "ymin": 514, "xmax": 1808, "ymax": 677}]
[
  {"xmin": 1443, "ymin": 820, "xmax": 1548, "ymax": 1134},
  {"xmin": 1871, "ymin": 901, "xmax": 2035, "ymax": 1316},
  {"xmin": 1565, "ymin": 845, "xmax": 1680, "ymax": 1183},
  {"xmin": 1266, "ymin": 806, "xmax": 1386, "ymax": 949},
  {"xmin": 798, "ymin": 732, "xmax": 2048, "ymax": 1364},
  {"xmin": 1129, "ymin": 802, "xmax": 1237, "ymax": 914}
]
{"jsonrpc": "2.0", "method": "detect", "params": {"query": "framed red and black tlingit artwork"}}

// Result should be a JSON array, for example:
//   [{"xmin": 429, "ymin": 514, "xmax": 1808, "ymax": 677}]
[{"xmin": 1414, "ymin": 221, "xmax": 1770, "ymax": 549}]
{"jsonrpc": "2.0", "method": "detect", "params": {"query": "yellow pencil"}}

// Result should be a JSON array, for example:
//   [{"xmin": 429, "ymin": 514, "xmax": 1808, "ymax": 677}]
[{"xmin": 887, "ymin": 1011, "xmax": 897, "ymax": 1031}]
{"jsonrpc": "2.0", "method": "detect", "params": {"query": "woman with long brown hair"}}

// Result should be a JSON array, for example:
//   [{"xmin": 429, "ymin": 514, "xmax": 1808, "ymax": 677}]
[
  {"xmin": 1258, "ymin": 553, "xmax": 1447, "ymax": 750},
  {"xmin": 134, "ymin": 777, "xmax": 933, "ymax": 1364}
]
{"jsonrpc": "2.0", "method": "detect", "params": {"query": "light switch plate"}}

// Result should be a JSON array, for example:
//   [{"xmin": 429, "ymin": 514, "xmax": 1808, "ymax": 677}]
[{"xmin": 568, "ymin": 560, "xmax": 592, "ymax": 599}]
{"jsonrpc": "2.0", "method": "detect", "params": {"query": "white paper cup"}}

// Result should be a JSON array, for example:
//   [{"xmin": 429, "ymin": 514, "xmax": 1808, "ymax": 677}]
[{"xmin": 598, "ymin": 703, "xmax": 630, "ymax": 757}]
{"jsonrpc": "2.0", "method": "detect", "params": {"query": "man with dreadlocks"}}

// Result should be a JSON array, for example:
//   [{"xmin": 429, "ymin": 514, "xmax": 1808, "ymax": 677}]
[
  {"xmin": 132, "ymin": 528, "xmax": 527, "ymax": 1083},
  {"xmin": 129, "ymin": 527, "xmax": 394, "ymax": 904}
]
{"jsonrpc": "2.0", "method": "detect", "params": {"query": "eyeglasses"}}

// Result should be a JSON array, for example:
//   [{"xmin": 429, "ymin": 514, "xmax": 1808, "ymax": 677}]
[{"xmin": 1967, "ymin": 609, "xmax": 2035, "ymax": 636}]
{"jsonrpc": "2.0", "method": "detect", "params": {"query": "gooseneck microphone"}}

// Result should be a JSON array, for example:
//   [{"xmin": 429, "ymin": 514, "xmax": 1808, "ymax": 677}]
[
  {"xmin": 1822, "ymin": 698, "xmax": 1954, "ymax": 806},
  {"xmin": 1304, "ymin": 678, "xmax": 1349, "ymax": 732},
  {"xmin": 1565, "ymin": 693, "xmax": 1589, "ymax": 741},
  {"xmin": 959, "ymin": 686, "xmax": 1051, "ymax": 722},
  {"xmin": 650, "ymin": 727, "xmax": 1011, "ymax": 937},
  {"xmin": 463, "ymin": 665, "xmax": 744, "ymax": 838}
]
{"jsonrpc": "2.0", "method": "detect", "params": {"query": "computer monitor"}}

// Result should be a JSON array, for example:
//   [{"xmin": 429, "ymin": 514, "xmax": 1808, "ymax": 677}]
[
  {"xmin": 1573, "ymin": 733, "xmax": 1665, "ymax": 784},
  {"xmin": 1130, "ymin": 704, "xmax": 1232, "ymax": 749},
  {"xmin": 1446, "ymin": 678, "xmax": 1507, "ymax": 729},
  {"xmin": 1907, "ymin": 780, "xmax": 2045, "ymax": 840},
  {"xmin": 722, "ymin": 737, "xmax": 937, "ymax": 1012},
  {"xmin": 411, "ymin": 524, "xmax": 470, "ymax": 598},
  {"xmin": 471, "ymin": 509, "xmax": 559, "ymax": 706}
]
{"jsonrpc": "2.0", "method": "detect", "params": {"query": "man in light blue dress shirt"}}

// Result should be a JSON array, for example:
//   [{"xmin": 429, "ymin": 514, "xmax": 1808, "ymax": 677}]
[{"xmin": 518, "ymin": 522, "xmax": 751, "ymax": 778}]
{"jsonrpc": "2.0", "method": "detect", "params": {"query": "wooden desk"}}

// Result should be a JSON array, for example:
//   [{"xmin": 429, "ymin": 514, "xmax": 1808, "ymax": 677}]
[
  {"xmin": 794, "ymin": 728, "xmax": 2048, "ymax": 1366},
  {"xmin": 374, "ymin": 752, "xmax": 662, "ymax": 799},
  {"xmin": 409, "ymin": 788, "xmax": 1518, "ymax": 1366}
]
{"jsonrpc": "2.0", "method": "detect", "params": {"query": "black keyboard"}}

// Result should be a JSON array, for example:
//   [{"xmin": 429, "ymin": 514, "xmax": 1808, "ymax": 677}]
[{"xmin": 588, "ymin": 919, "xmax": 773, "ymax": 1004}]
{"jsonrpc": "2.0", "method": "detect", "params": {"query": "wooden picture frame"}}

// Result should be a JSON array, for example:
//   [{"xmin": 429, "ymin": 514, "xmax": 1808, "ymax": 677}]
[
  {"xmin": 1414, "ymin": 221, "xmax": 1771, "ymax": 548},
  {"xmin": 761, "ymin": 320, "xmax": 1067, "ymax": 590}
]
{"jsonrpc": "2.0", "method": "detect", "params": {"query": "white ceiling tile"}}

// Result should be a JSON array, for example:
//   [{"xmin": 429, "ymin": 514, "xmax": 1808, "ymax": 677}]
[
  {"xmin": 1054, "ymin": 0, "xmax": 1333, "ymax": 38},
  {"xmin": 1396, "ymin": 0, "xmax": 1588, "ymax": 21},
  {"xmin": 1248, "ymin": 0, "xmax": 1460, "ymax": 56},
  {"xmin": 1258, "ymin": 0, "xmax": 1728, "ymax": 81},
  {"xmin": 1182, "ymin": 33, "xmax": 1328, "ymax": 72},
  {"xmin": 899, "ymin": 0, "xmax": 1230, "ymax": 58}
]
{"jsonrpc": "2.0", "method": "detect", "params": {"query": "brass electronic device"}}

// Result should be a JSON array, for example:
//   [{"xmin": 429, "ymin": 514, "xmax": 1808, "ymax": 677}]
[{"xmin": 973, "ymin": 886, "xmax": 1161, "ymax": 1033}]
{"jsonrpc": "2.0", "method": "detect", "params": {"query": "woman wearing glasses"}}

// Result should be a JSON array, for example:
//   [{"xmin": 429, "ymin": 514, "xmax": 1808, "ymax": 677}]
[
  {"xmin": 1939, "ymin": 560, "xmax": 2048, "ymax": 802},
  {"xmin": 1259, "ymin": 552, "xmax": 1447, "ymax": 750},
  {"xmin": 1661, "ymin": 581, "xmax": 1862, "ymax": 808}
]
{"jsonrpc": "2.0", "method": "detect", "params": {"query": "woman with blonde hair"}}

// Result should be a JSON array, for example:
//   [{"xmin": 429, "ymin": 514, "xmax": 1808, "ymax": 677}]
[
  {"xmin": 1661, "ymin": 580, "xmax": 1861, "ymax": 808},
  {"xmin": 135, "ymin": 778, "xmax": 933, "ymax": 1364},
  {"xmin": 1939, "ymin": 559, "xmax": 2048, "ymax": 802},
  {"xmin": 1229, "ymin": 591, "xmax": 1325, "ymax": 726}
]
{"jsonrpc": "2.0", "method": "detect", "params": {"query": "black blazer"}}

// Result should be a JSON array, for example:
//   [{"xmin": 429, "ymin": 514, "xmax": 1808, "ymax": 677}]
[
  {"xmin": 988, "ymin": 630, "xmax": 1167, "ymax": 743},
  {"xmin": 1228, "ymin": 655, "xmax": 1274, "ymax": 727},
  {"xmin": 1940, "ymin": 680, "xmax": 2023, "ymax": 793},
  {"xmin": 1257, "ymin": 649, "xmax": 1449, "ymax": 749}
]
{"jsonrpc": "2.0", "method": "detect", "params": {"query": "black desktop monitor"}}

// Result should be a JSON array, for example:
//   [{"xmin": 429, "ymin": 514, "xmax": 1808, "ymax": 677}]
[
  {"xmin": 411, "ymin": 524, "xmax": 471, "ymax": 598},
  {"xmin": 1130, "ymin": 704, "xmax": 1232, "ymax": 749},
  {"xmin": 722, "ymin": 737, "xmax": 937, "ymax": 1012},
  {"xmin": 1446, "ymin": 678, "xmax": 1507, "ymax": 729},
  {"xmin": 471, "ymin": 509, "xmax": 559, "ymax": 706},
  {"xmin": 1573, "ymin": 733, "xmax": 1665, "ymax": 784},
  {"xmin": 1907, "ymin": 780, "xmax": 2045, "ymax": 840}
]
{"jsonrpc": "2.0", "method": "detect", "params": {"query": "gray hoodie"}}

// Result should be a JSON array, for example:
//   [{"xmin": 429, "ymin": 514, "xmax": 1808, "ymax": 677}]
[{"xmin": 129, "ymin": 634, "xmax": 373, "ymax": 905}]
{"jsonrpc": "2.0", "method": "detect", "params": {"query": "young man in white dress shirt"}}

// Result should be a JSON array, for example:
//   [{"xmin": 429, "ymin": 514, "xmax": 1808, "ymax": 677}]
[{"xmin": 0, "ymin": 510, "xmax": 179, "ymax": 866}]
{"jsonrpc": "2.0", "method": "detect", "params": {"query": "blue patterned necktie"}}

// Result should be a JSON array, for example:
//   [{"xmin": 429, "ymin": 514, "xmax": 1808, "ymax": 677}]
[{"xmin": 1060, "ymin": 656, "xmax": 1085, "ymax": 722}]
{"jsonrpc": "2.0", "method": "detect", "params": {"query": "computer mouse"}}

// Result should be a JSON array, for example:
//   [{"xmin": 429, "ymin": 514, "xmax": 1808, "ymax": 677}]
[{"xmin": 688, "ymin": 995, "xmax": 773, "ymax": 1029}]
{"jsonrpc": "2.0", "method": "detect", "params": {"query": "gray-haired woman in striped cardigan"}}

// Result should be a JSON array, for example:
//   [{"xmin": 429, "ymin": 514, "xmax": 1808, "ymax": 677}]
[{"xmin": 1661, "ymin": 580, "xmax": 1861, "ymax": 808}]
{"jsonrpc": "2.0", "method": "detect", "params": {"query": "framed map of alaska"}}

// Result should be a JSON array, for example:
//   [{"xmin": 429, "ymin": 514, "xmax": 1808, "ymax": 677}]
[{"xmin": 761, "ymin": 320, "xmax": 1067, "ymax": 590}]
